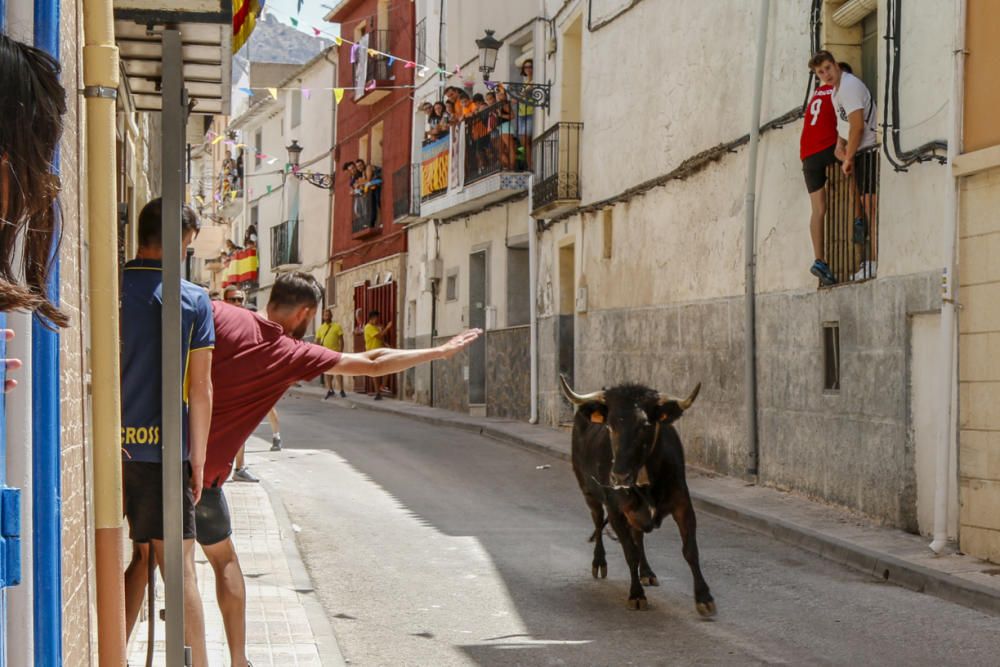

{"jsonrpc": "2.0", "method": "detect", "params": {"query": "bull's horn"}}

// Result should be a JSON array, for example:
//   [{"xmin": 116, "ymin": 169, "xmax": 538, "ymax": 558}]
[
  {"xmin": 559, "ymin": 374, "xmax": 606, "ymax": 405},
  {"xmin": 658, "ymin": 382, "xmax": 702, "ymax": 410}
]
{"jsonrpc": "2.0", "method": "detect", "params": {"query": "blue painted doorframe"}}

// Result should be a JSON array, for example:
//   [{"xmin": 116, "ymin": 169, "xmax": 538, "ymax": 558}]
[{"xmin": 32, "ymin": 0, "xmax": 64, "ymax": 664}]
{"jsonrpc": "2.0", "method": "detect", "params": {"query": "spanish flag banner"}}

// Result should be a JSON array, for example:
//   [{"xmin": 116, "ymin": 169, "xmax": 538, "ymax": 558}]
[{"xmin": 232, "ymin": 0, "xmax": 265, "ymax": 54}]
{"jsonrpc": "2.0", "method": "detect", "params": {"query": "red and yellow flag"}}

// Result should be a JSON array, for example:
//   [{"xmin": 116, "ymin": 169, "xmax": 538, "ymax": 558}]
[{"xmin": 232, "ymin": 0, "xmax": 264, "ymax": 54}]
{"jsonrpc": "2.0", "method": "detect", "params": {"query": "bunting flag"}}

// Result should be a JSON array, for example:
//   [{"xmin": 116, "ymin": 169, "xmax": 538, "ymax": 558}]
[
  {"xmin": 239, "ymin": 86, "xmax": 255, "ymax": 96},
  {"xmin": 335, "ymin": 36, "xmax": 343, "ymax": 47},
  {"xmin": 290, "ymin": 17, "xmax": 299, "ymax": 27},
  {"xmin": 404, "ymin": 61, "xmax": 416, "ymax": 69},
  {"xmin": 232, "ymin": 0, "xmax": 264, "ymax": 54},
  {"xmin": 267, "ymin": 87, "xmax": 278, "ymax": 99},
  {"xmin": 313, "ymin": 28, "xmax": 322, "ymax": 36},
  {"xmin": 366, "ymin": 79, "xmax": 377, "ymax": 92},
  {"xmin": 334, "ymin": 88, "xmax": 345, "ymax": 104},
  {"xmin": 388, "ymin": 56, "xmax": 396, "ymax": 68},
  {"xmin": 303, "ymin": 88, "xmax": 311, "ymax": 99},
  {"xmin": 212, "ymin": 135, "xmax": 225, "ymax": 145},
  {"xmin": 267, "ymin": 158, "xmax": 279, "ymax": 165}
]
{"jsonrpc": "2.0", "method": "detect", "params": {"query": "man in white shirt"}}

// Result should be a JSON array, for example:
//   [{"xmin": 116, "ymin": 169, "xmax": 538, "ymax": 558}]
[{"xmin": 813, "ymin": 51, "xmax": 879, "ymax": 280}]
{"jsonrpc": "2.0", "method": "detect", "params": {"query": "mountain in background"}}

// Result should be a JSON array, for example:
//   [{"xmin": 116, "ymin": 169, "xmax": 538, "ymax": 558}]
[{"xmin": 233, "ymin": 12, "xmax": 332, "ymax": 78}]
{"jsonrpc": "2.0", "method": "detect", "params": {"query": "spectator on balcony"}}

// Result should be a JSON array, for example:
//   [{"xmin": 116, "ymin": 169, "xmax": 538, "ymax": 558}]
[
  {"xmin": 243, "ymin": 224, "xmax": 258, "ymax": 249},
  {"xmin": 815, "ymin": 51, "xmax": 879, "ymax": 279},
  {"xmin": 444, "ymin": 86, "xmax": 476, "ymax": 122},
  {"xmin": 427, "ymin": 101, "xmax": 451, "ymax": 140},
  {"xmin": 445, "ymin": 99, "xmax": 457, "ymax": 124},
  {"xmin": 801, "ymin": 53, "xmax": 841, "ymax": 286},
  {"xmin": 343, "ymin": 161, "xmax": 362, "ymax": 188},
  {"xmin": 516, "ymin": 59, "xmax": 535, "ymax": 168},
  {"xmin": 495, "ymin": 86, "xmax": 518, "ymax": 169}
]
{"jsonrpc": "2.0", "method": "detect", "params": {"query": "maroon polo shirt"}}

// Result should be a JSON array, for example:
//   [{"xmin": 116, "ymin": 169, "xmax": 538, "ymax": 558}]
[{"xmin": 204, "ymin": 301, "xmax": 341, "ymax": 486}]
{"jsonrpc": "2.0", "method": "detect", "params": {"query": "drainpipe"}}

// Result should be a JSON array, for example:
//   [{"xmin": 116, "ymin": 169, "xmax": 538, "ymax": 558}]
[
  {"xmin": 82, "ymin": 0, "xmax": 127, "ymax": 661},
  {"xmin": 32, "ymin": 0, "xmax": 63, "ymax": 663},
  {"xmin": 743, "ymin": 0, "xmax": 770, "ymax": 478},
  {"xmin": 930, "ymin": 0, "xmax": 965, "ymax": 555},
  {"xmin": 528, "ymin": 175, "xmax": 539, "ymax": 424}
]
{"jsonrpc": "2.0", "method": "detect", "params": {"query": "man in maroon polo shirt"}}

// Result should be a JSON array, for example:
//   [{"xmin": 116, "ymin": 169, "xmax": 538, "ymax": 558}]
[{"xmin": 130, "ymin": 271, "xmax": 481, "ymax": 667}]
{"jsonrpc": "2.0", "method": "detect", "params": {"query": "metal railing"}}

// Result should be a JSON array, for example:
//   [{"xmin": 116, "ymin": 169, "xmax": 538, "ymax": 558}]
[
  {"xmin": 533, "ymin": 122, "xmax": 583, "ymax": 211},
  {"xmin": 392, "ymin": 163, "xmax": 420, "ymax": 220},
  {"xmin": 464, "ymin": 104, "xmax": 532, "ymax": 185},
  {"xmin": 353, "ymin": 29, "xmax": 391, "ymax": 88},
  {"xmin": 352, "ymin": 186, "xmax": 382, "ymax": 234},
  {"xmin": 823, "ymin": 145, "xmax": 880, "ymax": 284},
  {"xmin": 270, "ymin": 219, "xmax": 299, "ymax": 268}
]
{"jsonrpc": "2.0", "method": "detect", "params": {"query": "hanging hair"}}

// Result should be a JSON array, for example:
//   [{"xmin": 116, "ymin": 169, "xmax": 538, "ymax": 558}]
[{"xmin": 0, "ymin": 32, "xmax": 69, "ymax": 327}]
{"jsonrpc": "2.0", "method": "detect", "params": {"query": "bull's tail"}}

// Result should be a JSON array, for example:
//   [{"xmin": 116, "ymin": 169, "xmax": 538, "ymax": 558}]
[{"xmin": 588, "ymin": 517, "xmax": 609, "ymax": 542}]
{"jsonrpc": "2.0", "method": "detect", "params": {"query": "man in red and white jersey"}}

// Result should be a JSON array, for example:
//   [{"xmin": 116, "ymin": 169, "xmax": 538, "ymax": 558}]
[{"xmin": 801, "ymin": 51, "xmax": 847, "ymax": 286}]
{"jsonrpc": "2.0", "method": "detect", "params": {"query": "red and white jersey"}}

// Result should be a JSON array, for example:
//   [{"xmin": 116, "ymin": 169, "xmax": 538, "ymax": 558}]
[{"xmin": 800, "ymin": 84, "xmax": 837, "ymax": 160}]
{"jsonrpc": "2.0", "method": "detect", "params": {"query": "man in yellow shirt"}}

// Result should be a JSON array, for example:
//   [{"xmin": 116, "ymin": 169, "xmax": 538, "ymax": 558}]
[
  {"xmin": 318, "ymin": 308, "xmax": 346, "ymax": 399},
  {"xmin": 363, "ymin": 309, "xmax": 393, "ymax": 400}
]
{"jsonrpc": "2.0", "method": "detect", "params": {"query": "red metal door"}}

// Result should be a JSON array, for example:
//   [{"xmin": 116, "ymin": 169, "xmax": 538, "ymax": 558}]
[
  {"xmin": 352, "ymin": 279, "xmax": 399, "ymax": 396},
  {"xmin": 352, "ymin": 282, "xmax": 368, "ymax": 392}
]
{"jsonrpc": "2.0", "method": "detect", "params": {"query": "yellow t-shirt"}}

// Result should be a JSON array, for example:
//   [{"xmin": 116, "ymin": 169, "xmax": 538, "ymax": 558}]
[
  {"xmin": 317, "ymin": 322, "xmax": 344, "ymax": 352},
  {"xmin": 364, "ymin": 322, "xmax": 383, "ymax": 351}
]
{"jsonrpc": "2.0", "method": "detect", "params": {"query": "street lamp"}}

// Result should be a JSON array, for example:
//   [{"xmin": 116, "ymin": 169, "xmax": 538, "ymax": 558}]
[
  {"xmin": 286, "ymin": 139, "xmax": 303, "ymax": 170},
  {"xmin": 476, "ymin": 29, "xmax": 504, "ymax": 81}
]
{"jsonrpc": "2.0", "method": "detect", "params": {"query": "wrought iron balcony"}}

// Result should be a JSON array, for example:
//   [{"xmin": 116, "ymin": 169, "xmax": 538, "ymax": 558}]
[
  {"xmin": 532, "ymin": 122, "xmax": 583, "ymax": 216},
  {"xmin": 464, "ymin": 104, "xmax": 532, "ymax": 185},
  {"xmin": 352, "ymin": 186, "xmax": 383, "ymax": 237},
  {"xmin": 270, "ymin": 219, "xmax": 300, "ymax": 269},
  {"xmin": 822, "ymin": 145, "xmax": 880, "ymax": 285},
  {"xmin": 352, "ymin": 29, "xmax": 392, "ymax": 104}
]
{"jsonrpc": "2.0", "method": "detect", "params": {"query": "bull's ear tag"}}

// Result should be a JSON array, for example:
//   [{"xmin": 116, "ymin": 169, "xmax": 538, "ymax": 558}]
[{"xmin": 590, "ymin": 412, "xmax": 605, "ymax": 424}]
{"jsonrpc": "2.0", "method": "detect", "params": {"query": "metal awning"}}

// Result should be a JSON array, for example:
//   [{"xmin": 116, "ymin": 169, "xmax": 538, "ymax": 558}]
[{"xmin": 114, "ymin": 2, "xmax": 233, "ymax": 114}]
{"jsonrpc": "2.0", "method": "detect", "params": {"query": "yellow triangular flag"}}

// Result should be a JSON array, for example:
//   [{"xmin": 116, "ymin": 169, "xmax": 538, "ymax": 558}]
[
  {"xmin": 334, "ymin": 88, "xmax": 345, "ymax": 104},
  {"xmin": 335, "ymin": 36, "xmax": 343, "ymax": 46},
  {"xmin": 211, "ymin": 135, "xmax": 224, "ymax": 145},
  {"xmin": 367, "ymin": 48, "xmax": 377, "ymax": 57},
  {"xmin": 268, "ymin": 87, "xmax": 278, "ymax": 99}
]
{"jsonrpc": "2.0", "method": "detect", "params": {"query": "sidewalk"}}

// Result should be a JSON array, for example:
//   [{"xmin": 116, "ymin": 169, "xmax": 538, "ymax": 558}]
[
  {"xmin": 128, "ymin": 471, "xmax": 344, "ymax": 666},
  {"xmin": 291, "ymin": 385, "xmax": 1000, "ymax": 617}
]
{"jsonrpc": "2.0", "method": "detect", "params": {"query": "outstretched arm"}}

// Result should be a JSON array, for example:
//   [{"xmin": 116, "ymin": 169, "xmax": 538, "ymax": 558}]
[{"xmin": 328, "ymin": 329, "xmax": 481, "ymax": 377}]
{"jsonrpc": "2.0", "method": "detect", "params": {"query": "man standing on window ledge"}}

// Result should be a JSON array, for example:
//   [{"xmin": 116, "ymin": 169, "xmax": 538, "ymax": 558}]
[
  {"xmin": 121, "ymin": 199, "xmax": 213, "ymax": 667},
  {"xmin": 814, "ymin": 51, "xmax": 880, "ymax": 281}
]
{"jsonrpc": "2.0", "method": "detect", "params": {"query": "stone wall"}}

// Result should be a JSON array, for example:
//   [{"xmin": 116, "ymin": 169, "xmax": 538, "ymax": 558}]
[
  {"xmin": 556, "ymin": 272, "xmax": 939, "ymax": 528},
  {"xmin": 431, "ymin": 335, "xmax": 468, "ymax": 413},
  {"xmin": 485, "ymin": 326, "xmax": 531, "ymax": 421}
]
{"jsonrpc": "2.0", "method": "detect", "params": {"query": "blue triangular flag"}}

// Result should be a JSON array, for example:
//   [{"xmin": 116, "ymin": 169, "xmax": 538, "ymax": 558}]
[
  {"xmin": 239, "ymin": 87, "xmax": 255, "ymax": 96},
  {"xmin": 388, "ymin": 56, "xmax": 396, "ymax": 69}
]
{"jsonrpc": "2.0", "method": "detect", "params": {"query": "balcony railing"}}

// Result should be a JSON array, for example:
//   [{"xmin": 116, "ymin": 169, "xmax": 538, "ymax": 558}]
[
  {"xmin": 270, "ymin": 220, "xmax": 300, "ymax": 269},
  {"xmin": 393, "ymin": 163, "xmax": 420, "ymax": 221},
  {"xmin": 464, "ymin": 104, "xmax": 532, "ymax": 185},
  {"xmin": 352, "ymin": 186, "xmax": 383, "ymax": 235},
  {"xmin": 823, "ymin": 145, "xmax": 880, "ymax": 285},
  {"xmin": 532, "ymin": 122, "xmax": 583, "ymax": 213},
  {"xmin": 353, "ymin": 29, "xmax": 391, "ymax": 100}
]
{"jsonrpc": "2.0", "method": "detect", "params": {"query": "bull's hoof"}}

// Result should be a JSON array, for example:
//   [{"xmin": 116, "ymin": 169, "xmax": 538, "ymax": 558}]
[
  {"xmin": 627, "ymin": 598, "xmax": 649, "ymax": 611},
  {"xmin": 640, "ymin": 575, "xmax": 659, "ymax": 586},
  {"xmin": 592, "ymin": 564, "xmax": 608, "ymax": 579},
  {"xmin": 696, "ymin": 600, "xmax": 717, "ymax": 617}
]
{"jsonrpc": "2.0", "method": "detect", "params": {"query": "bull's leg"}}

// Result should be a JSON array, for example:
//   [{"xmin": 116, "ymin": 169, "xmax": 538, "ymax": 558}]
[
  {"xmin": 672, "ymin": 497, "xmax": 716, "ymax": 617},
  {"xmin": 632, "ymin": 530, "xmax": 659, "ymax": 586},
  {"xmin": 609, "ymin": 513, "xmax": 646, "ymax": 610},
  {"xmin": 585, "ymin": 495, "xmax": 608, "ymax": 579}
]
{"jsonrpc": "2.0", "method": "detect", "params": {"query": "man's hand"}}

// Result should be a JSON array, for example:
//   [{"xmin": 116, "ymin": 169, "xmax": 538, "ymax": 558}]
[
  {"xmin": 436, "ymin": 329, "xmax": 483, "ymax": 360},
  {"xmin": 842, "ymin": 157, "xmax": 854, "ymax": 176},
  {"xmin": 2, "ymin": 329, "xmax": 21, "ymax": 393},
  {"xmin": 190, "ymin": 463, "xmax": 204, "ymax": 505}
]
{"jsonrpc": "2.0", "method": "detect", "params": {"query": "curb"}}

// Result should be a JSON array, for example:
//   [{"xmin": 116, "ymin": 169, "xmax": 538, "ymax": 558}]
[
  {"xmin": 289, "ymin": 388, "xmax": 1000, "ymax": 617},
  {"xmin": 259, "ymin": 475, "xmax": 348, "ymax": 667}
]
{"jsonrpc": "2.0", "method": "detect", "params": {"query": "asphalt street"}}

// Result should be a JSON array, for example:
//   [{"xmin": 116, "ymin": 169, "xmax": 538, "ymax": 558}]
[{"xmin": 246, "ymin": 394, "xmax": 1000, "ymax": 667}]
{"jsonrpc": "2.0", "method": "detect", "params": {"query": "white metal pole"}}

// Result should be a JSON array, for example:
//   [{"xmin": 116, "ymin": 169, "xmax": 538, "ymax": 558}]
[
  {"xmin": 528, "ymin": 174, "xmax": 539, "ymax": 424},
  {"xmin": 931, "ymin": 0, "xmax": 965, "ymax": 554}
]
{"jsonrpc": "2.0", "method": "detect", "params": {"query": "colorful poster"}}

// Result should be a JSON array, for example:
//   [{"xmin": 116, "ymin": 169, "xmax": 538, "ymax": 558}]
[{"xmin": 421, "ymin": 135, "xmax": 450, "ymax": 197}]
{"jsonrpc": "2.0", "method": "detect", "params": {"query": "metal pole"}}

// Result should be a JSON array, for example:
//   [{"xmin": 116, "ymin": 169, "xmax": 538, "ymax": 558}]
[
  {"xmin": 528, "ymin": 174, "xmax": 539, "ymax": 424},
  {"xmin": 32, "ymin": 0, "xmax": 64, "ymax": 662},
  {"xmin": 744, "ymin": 0, "xmax": 770, "ymax": 477},
  {"xmin": 161, "ymin": 25, "xmax": 189, "ymax": 666}
]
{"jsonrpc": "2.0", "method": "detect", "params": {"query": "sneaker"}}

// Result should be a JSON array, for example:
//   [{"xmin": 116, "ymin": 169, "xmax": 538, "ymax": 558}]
[
  {"xmin": 852, "ymin": 261, "xmax": 877, "ymax": 282},
  {"xmin": 232, "ymin": 467, "xmax": 260, "ymax": 483},
  {"xmin": 340, "ymin": 390, "xmax": 347, "ymax": 398},
  {"xmin": 853, "ymin": 217, "xmax": 867, "ymax": 244},
  {"xmin": 810, "ymin": 259, "xmax": 836, "ymax": 286},
  {"xmin": 270, "ymin": 435, "xmax": 282, "ymax": 452},
  {"xmin": 324, "ymin": 390, "xmax": 335, "ymax": 400}
]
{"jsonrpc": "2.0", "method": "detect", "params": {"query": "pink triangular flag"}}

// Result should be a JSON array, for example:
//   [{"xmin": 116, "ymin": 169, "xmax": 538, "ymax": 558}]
[
  {"xmin": 303, "ymin": 88, "xmax": 311, "ymax": 99},
  {"xmin": 366, "ymin": 79, "xmax": 377, "ymax": 91},
  {"xmin": 313, "ymin": 28, "xmax": 321, "ymax": 36},
  {"xmin": 404, "ymin": 61, "xmax": 416, "ymax": 69}
]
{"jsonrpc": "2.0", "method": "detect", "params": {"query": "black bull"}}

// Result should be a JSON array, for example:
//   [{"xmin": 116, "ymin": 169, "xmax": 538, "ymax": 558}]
[{"xmin": 561, "ymin": 375, "xmax": 716, "ymax": 616}]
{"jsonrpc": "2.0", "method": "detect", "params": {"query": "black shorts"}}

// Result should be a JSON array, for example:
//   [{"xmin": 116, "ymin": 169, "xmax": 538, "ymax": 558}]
[
  {"xmin": 853, "ymin": 149, "xmax": 878, "ymax": 195},
  {"xmin": 802, "ymin": 144, "xmax": 839, "ymax": 193},
  {"xmin": 195, "ymin": 486, "xmax": 233, "ymax": 547},
  {"xmin": 123, "ymin": 462, "xmax": 196, "ymax": 543}
]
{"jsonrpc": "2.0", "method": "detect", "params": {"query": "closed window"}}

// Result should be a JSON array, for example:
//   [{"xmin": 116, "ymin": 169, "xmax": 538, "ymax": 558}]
[
  {"xmin": 254, "ymin": 128, "xmax": 263, "ymax": 167},
  {"xmin": 291, "ymin": 89, "xmax": 302, "ymax": 128}
]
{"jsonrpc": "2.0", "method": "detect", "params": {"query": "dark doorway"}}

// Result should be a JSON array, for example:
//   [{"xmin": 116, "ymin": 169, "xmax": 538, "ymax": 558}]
[{"xmin": 468, "ymin": 250, "xmax": 488, "ymax": 406}]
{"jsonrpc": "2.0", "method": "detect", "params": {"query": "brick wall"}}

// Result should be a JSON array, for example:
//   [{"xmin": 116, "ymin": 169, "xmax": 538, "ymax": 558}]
[
  {"xmin": 59, "ymin": 3, "xmax": 97, "ymax": 664},
  {"xmin": 958, "ymin": 165, "xmax": 1000, "ymax": 564}
]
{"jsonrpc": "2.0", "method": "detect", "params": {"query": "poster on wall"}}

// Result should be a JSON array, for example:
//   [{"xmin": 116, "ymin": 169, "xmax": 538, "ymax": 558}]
[
  {"xmin": 448, "ymin": 121, "xmax": 465, "ymax": 192},
  {"xmin": 354, "ymin": 32, "xmax": 370, "ymax": 99},
  {"xmin": 421, "ymin": 135, "xmax": 450, "ymax": 197}
]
